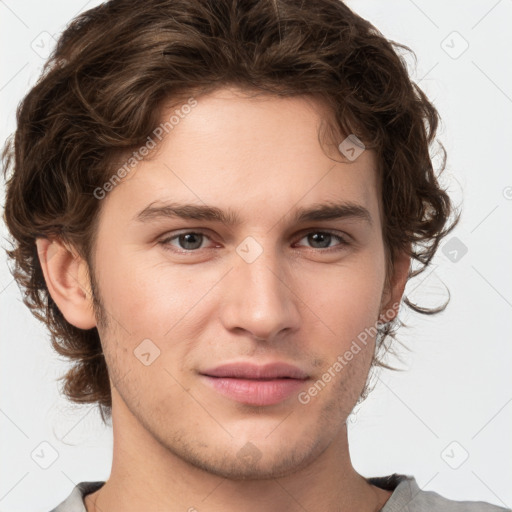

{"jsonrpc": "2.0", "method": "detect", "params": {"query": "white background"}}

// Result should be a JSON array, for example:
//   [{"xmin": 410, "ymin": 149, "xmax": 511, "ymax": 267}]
[{"xmin": 1, "ymin": 0, "xmax": 511, "ymax": 510}]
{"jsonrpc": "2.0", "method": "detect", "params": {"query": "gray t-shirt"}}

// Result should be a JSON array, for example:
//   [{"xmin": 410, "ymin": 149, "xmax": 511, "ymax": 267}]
[{"xmin": 49, "ymin": 473, "xmax": 510, "ymax": 511}]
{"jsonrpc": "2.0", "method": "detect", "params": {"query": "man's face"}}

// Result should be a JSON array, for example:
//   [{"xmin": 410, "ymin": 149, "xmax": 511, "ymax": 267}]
[{"xmin": 90, "ymin": 87, "xmax": 390, "ymax": 479}]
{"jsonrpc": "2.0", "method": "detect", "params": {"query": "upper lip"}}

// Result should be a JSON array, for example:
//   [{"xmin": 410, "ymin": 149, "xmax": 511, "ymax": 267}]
[{"xmin": 201, "ymin": 362, "xmax": 309, "ymax": 380}]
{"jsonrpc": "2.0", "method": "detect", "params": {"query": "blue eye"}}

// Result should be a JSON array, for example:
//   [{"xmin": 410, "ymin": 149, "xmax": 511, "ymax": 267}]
[
  {"xmin": 162, "ymin": 232, "xmax": 207, "ymax": 251},
  {"xmin": 297, "ymin": 231, "xmax": 348, "ymax": 250},
  {"xmin": 159, "ymin": 230, "xmax": 349, "ymax": 253}
]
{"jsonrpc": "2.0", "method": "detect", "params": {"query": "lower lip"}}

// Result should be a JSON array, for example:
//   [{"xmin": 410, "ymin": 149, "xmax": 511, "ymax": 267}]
[{"xmin": 201, "ymin": 375, "xmax": 308, "ymax": 406}]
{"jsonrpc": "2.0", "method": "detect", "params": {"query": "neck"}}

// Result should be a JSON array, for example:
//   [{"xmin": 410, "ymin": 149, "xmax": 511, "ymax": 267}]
[{"xmin": 85, "ymin": 396, "xmax": 391, "ymax": 512}]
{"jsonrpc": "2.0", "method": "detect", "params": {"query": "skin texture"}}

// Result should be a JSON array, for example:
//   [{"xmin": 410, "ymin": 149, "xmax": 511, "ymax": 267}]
[{"xmin": 36, "ymin": 87, "xmax": 410, "ymax": 512}]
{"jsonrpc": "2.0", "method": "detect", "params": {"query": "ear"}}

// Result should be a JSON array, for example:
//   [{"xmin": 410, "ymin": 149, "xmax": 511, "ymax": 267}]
[
  {"xmin": 35, "ymin": 237, "xmax": 97, "ymax": 330},
  {"xmin": 379, "ymin": 248, "xmax": 410, "ymax": 324}
]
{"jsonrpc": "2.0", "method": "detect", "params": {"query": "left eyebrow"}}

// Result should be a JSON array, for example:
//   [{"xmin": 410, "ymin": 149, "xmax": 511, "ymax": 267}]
[
  {"xmin": 294, "ymin": 201, "xmax": 373, "ymax": 227},
  {"xmin": 133, "ymin": 200, "xmax": 373, "ymax": 228}
]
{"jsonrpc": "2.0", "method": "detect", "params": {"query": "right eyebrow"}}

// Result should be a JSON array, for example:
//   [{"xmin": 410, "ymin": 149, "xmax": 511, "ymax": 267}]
[{"xmin": 134, "ymin": 202, "xmax": 241, "ymax": 225}]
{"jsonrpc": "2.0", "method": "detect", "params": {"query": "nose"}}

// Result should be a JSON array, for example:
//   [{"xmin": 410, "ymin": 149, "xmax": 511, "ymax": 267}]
[{"xmin": 219, "ymin": 242, "xmax": 301, "ymax": 342}]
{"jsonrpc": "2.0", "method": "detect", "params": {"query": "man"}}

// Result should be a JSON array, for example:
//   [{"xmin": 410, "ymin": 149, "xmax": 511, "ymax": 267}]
[{"xmin": 2, "ymin": 0, "xmax": 507, "ymax": 511}]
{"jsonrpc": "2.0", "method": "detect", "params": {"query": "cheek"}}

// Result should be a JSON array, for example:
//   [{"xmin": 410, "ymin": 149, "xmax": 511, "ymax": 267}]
[
  {"xmin": 99, "ymin": 254, "xmax": 225, "ymax": 367},
  {"xmin": 299, "ymin": 250, "xmax": 386, "ymax": 342},
  {"xmin": 97, "ymin": 247, "xmax": 184, "ymax": 330}
]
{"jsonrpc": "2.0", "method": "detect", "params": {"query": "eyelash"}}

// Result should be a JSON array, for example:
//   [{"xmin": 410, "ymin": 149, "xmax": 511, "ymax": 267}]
[{"xmin": 158, "ymin": 229, "xmax": 350, "ymax": 254}]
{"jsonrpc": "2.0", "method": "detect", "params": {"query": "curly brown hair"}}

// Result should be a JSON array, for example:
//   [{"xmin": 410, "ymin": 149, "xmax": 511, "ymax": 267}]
[{"xmin": 2, "ymin": 0, "xmax": 460, "ymax": 424}]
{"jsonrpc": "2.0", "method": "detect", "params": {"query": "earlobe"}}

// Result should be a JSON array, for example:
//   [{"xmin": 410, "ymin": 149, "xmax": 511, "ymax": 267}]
[
  {"xmin": 35, "ymin": 237, "xmax": 97, "ymax": 330},
  {"xmin": 379, "ymin": 248, "xmax": 410, "ymax": 324}
]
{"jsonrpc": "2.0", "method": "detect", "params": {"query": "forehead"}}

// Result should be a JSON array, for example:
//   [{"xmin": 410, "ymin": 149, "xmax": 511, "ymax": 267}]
[{"xmin": 100, "ymin": 87, "xmax": 380, "ymax": 227}]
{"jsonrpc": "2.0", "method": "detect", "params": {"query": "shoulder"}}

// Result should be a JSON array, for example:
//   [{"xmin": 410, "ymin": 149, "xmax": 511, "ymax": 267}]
[
  {"xmin": 368, "ymin": 474, "xmax": 511, "ymax": 512},
  {"xmin": 48, "ymin": 481, "xmax": 105, "ymax": 512}
]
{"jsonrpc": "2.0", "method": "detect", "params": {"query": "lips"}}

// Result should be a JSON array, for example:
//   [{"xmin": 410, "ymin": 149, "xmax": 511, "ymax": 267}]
[
  {"xmin": 199, "ymin": 362, "xmax": 309, "ymax": 406},
  {"xmin": 201, "ymin": 362, "xmax": 309, "ymax": 380}
]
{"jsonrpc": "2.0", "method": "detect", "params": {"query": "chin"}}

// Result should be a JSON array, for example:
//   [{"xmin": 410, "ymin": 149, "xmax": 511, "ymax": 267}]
[{"xmin": 170, "ymin": 429, "xmax": 325, "ymax": 481}]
